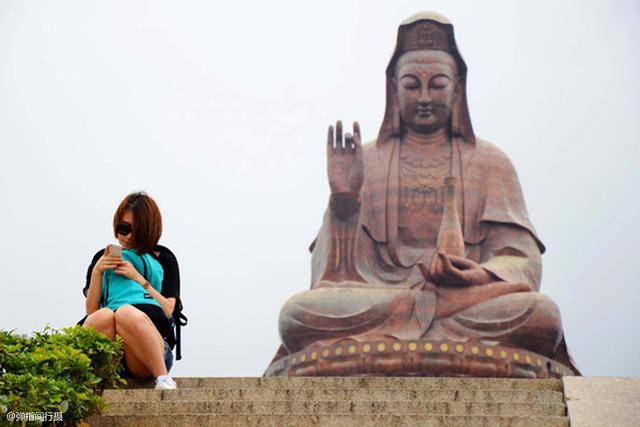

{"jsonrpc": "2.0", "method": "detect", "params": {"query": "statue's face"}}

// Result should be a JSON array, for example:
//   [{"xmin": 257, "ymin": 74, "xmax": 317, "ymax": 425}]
[{"xmin": 394, "ymin": 50, "xmax": 459, "ymax": 134}]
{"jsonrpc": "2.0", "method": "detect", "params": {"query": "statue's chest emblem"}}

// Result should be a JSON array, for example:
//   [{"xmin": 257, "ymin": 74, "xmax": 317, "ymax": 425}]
[{"xmin": 399, "ymin": 153, "xmax": 451, "ymax": 212}]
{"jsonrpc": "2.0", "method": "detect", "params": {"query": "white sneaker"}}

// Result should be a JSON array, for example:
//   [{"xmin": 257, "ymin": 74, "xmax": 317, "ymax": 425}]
[{"xmin": 154, "ymin": 374, "xmax": 177, "ymax": 390}]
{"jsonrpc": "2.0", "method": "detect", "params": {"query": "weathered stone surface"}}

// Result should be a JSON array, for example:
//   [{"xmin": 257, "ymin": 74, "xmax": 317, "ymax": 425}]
[
  {"xmin": 94, "ymin": 376, "xmax": 569, "ymax": 426},
  {"xmin": 118, "ymin": 376, "xmax": 564, "ymax": 391},
  {"xmin": 564, "ymin": 376, "xmax": 640, "ymax": 427},
  {"xmin": 103, "ymin": 387, "xmax": 564, "ymax": 404},
  {"xmin": 91, "ymin": 414, "xmax": 570, "ymax": 427},
  {"xmin": 102, "ymin": 400, "xmax": 566, "ymax": 416},
  {"xmin": 563, "ymin": 376, "xmax": 640, "ymax": 402}
]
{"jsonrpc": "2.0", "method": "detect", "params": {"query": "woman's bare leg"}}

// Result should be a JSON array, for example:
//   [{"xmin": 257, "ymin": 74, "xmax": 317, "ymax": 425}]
[
  {"xmin": 82, "ymin": 308, "xmax": 116, "ymax": 340},
  {"xmin": 121, "ymin": 346, "xmax": 154, "ymax": 378},
  {"xmin": 114, "ymin": 305, "xmax": 167, "ymax": 378}
]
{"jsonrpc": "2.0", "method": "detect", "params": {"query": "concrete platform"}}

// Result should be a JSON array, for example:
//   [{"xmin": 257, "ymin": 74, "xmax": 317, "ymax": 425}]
[{"xmin": 564, "ymin": 376, "xmax": 640, "ymax": 427}]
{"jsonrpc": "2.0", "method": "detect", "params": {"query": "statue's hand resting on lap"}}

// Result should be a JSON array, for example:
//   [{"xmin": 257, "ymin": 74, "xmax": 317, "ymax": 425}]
[{"xmin": 421, "ymin": 251, "xmax": 495, "ymax": 288}]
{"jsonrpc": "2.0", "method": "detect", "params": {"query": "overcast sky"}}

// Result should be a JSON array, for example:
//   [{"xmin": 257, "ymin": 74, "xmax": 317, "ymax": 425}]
[{"xmin": 1, "ymin": 0, "xmax": 638, "ymax": 378}]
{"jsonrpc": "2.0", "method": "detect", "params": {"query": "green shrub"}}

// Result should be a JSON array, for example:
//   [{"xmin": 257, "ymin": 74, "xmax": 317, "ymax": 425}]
[{"xmin": 0, "ymin": 325, "xmax": 125, "ymax": 426}]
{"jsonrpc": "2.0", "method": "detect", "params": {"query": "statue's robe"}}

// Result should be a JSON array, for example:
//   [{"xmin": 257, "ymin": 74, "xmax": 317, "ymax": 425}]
[
  {"xmin": 270, "ymin": 136, "xmax": 577, "ymax": 372},
  {"xmin": 313, "ymin": 136, "xmax": 544, "ymax": 289}
]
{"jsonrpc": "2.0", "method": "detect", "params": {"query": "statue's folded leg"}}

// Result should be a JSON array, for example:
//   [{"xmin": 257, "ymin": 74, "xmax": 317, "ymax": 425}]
[
  {"xmin": 278, "ymin": 286, "xmax": 436, "ymax": 354},
  {"xmin": 433, "ymin": 290, "xmax": 563, "ymax": 357}
]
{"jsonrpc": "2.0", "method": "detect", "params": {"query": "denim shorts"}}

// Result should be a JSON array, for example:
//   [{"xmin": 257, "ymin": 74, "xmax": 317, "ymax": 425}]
[{"xmin": 163, "ymin": 340, "xmax": 174, "ymax": 372}]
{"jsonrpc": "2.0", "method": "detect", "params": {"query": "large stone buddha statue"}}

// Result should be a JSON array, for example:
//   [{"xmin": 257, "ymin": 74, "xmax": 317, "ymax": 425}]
[{"xmin": 265, "ymin": 12, "xmax": 579, "ymax": 378}]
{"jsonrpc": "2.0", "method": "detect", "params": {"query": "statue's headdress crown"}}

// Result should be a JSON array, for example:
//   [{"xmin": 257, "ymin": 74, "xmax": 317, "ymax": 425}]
[
  {"xmin": 397, "ymin": 20, "xmax": 454, "ymax": 57},
  {"xmin": 390, "ymin": 12, "xmax": 463, "ymax": 77}
]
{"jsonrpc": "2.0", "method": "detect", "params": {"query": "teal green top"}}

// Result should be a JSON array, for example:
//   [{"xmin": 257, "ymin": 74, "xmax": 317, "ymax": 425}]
[{"xmin": 100, "ymin": 249, "xmax": 164, "ymax": 311}]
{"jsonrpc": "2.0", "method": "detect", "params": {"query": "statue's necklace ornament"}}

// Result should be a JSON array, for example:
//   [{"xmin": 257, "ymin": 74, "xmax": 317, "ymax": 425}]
[{"xmin": 400, "ymin": 142, "xmax": 452, "ymax": 212}]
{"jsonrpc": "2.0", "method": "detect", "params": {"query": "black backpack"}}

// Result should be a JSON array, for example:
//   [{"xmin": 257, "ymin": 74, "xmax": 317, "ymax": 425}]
[
  {"xmin": 156, "ymin": 245, "xmax": 188, "ymax": 361},
  {"xmin": 171, "ymin": 291, "xmax": 188, "ymax": 361},
  {"xmin": 172, "ymin": 297, "xmax": 187, "ymax": 360}
]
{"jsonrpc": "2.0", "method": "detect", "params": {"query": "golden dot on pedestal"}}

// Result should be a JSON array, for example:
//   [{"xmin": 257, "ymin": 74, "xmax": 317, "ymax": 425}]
[
  {"xmin": 555, "ymin": 366, "xmax": 561, "ymax": 374},
  {"xmin": 378, "ymin": 343, "xmax": 387, "ymax": 352},
  {"xmin": 322, "ymin": 349, "xmax": 330, "ymax": 358},
  {"xmin": 500, "ymin": 350, "xmax": 508, "ymax": 359},
  {"xmin": 455, "ymin": 344, "xmax": 464, "ymax": 353},
  {"xmin": 485, "ymin": 348, "xmax": 494, "ymax": 357},
  {"xmin": 440, "ymin": 343, "xmax": 449, "ymax": 352},
  {"xmin": 536, "ymin": 359, "xmax": 542, "ymax": 367},
  {"xmin": 525, "ymin": 355, "xmax": 532, "ymax": 364},
  {"xmin": 291, "ymin": 357, "xmax": 297, "ymax": 364},
  {"xmin": 408, "ymin": 342, "xmax": 418, "ymax": 351},
  {"xmin": 393, "ymin": 342, "xmax": 402, "ymax": 351},
  {"xmin": 335, "ymin": 347, "xmax": 343, "ymax": 356},
  {"xmin": 348, "ymin": 345, "xmax": 357, "ymax": 354},
  {"xmin": 363, "ymin": 344, "xmax": 372, "ymax": 353},
  {"xmin": 513, "ymin": 352, "xmax": 520, "ymax": 361},
  {"xmin": 311, "ymin": 351, "xmax": 318, "ymax": 360},
  {"xmin": 300, "ymin": 354, "xmax": 306, "ymax": 362},
  {"xmin": 424, "ymin": 342, "xmax": 433, "ymax": 351},
  {"xmin": 471, "ymin": 346, "xmax": 479, "ymax": 355}
]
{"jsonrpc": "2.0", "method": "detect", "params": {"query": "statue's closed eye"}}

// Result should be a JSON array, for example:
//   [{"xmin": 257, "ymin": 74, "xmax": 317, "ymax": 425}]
[
  {"xmin": 400, "ymin": 76, "xmax": 420, "ymax": 89},
  {"xmin": 430, "ymin": 75, "xmax": 450, "ymax": 89}
]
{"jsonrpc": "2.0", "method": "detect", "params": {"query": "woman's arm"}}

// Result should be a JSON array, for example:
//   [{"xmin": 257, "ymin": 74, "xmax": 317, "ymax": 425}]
[
  {"xmin": 85, "ymin": 269, "xmax": 103, "ymax": 315},
  {"xmin": 85, "ymin": 251, "xmax": 121, "ymax": 315},
  {"xmin": 141, "ymin": 283, "xmax": 176, "ymax": 318},
  {"xmin": 85, "ymin": 251, "xmax": 121, "ymax": 316}
]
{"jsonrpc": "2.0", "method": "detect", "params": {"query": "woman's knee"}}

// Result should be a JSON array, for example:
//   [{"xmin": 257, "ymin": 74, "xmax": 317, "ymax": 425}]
[
  {"xmin": 115, "ymin": 304, "xmax": 142, "ymax": 324},
  {"xmin": 84, "ymin": 308, "xmax": 115, "ymax": 329},
  {"xmin": 114, "ymin": 305, "xmax": 150, "ymax": 333}
]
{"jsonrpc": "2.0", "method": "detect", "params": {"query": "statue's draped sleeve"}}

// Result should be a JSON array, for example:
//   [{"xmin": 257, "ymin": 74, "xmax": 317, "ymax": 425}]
[
  {"xmin": 309, "ymin": 208, "xmax": 330, "ymax": 289},
  {"xmin": 462, "ymin": 139, "xmax": 544, "ymax": 291}
]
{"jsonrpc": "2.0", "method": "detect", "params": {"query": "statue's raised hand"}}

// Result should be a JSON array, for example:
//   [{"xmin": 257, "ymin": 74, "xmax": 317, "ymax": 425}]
[{"xmin": 327, "ymin": 121, "xmax": 364, "ymax": 196}]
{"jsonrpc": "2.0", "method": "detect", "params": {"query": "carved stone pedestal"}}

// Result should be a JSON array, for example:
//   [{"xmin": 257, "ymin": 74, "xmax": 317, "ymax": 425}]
[{"xmin": 265, "ymin": 338, "xmax": 577, "ymax": 379}]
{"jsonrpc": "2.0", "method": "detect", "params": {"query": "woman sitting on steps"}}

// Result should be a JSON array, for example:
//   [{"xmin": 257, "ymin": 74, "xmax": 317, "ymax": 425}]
[{"xmin": 80, "ymin": 192, "xmax": 179, "ymax": 390}]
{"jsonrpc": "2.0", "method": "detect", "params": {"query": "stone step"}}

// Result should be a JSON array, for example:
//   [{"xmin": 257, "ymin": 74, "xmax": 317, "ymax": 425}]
[
  {"xmin": 103, "ymin": 387, "xmax": 565, "ymax": 404},
  {"xmin": 119, "ymin": 376, "xmax": 563, "ymax": 392},
  {"xmin": 92, "ymin": 414, "xmax": 570, "ymax": 427},
  {"xmin": 103, "ymin": 400, "xmax": 566, "ymax": 417}
]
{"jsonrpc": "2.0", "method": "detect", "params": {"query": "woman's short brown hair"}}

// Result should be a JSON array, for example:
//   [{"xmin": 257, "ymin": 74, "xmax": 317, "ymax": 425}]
[{"xmin": 113, "ymin": 192, "xmax": 163, "ymax": 254}]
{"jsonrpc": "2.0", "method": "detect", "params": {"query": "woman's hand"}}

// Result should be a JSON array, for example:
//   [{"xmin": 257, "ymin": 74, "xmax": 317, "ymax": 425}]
[
  {"xmin": 425, "ymin": 251, "xmax": 495, "ymax": 287},
  {"xmin": 93, "ymin": 253, "xmax": 121, "ymax": 274},
  {"xmin": 113, "ymin": 260, "xmax": 145, "ymax": 285}
]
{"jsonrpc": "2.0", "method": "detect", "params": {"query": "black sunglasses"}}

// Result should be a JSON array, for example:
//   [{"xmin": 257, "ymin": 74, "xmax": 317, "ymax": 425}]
[{"xmin": 115, "ymin": 223, "xmax": 133, "ymax": 236}]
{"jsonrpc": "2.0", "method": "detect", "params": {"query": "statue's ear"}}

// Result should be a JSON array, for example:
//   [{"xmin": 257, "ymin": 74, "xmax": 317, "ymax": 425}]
[
  {"xmin": 453, "ymin": 77, "xmax": 462, "ymax": 103},
  {"xmin": 390, "ymin": 77, "xmax": 398, "ymax": 96}
]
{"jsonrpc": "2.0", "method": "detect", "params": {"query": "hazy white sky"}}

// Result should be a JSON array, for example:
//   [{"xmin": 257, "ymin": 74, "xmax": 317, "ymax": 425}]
[{"xmin": 1, "ymin": 0, "xmax": 638, "ymax": 378}]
